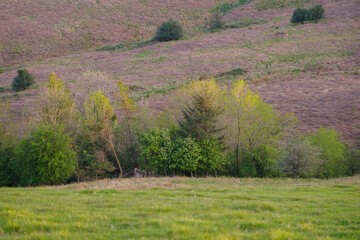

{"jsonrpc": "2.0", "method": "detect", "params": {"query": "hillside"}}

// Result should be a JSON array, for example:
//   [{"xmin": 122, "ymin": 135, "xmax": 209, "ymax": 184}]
[
  {"xmin": 0, "ymin": 0, "xmax": 359, "ymax": 143},
  {"xmin": 0, "ymin": 0, "xmax": 218, "ymax": 66}
]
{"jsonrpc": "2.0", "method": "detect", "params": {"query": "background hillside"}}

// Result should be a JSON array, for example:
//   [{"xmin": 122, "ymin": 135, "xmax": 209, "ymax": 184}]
[
  {"xmin": 0, "ymin": 0, "xmax": 359, "ymax": 143},
  {"xmin": 0, "ymin": 0, "xmax": 218, "ymax": 66}
]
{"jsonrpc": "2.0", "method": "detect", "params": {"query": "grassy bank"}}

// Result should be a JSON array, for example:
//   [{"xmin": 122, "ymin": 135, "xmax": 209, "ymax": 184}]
[{"xmin": 0, "ymin": 177, "xmax": 359, "ymax": 239}]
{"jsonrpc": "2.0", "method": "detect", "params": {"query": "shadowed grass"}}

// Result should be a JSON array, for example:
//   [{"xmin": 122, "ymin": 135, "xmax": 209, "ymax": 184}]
[{"xmin": 0, "ymin": 177, "xmax": 359, "ymax": 239}]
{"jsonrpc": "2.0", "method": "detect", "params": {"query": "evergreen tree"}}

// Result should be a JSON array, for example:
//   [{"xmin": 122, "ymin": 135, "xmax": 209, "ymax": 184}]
[
  {"xmin": 178, "ymin": 93, "xmax": 224, "ymax": 143},
  {"xmin": 12, "ymin": 69, "xmax": 35, "ymax": 92},
  {"xmin": 308, "ymin": 5, "xmax": 324, "ymax": 23},
  {"xmin": 290, "ymin": 8, "xmax": 308, "ymax": 24}
]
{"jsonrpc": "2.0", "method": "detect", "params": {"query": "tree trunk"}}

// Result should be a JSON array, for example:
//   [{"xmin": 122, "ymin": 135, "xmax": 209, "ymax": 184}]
[{"xmin": 108, "ymin": 134, "xmax": 123, "ymax": 177}]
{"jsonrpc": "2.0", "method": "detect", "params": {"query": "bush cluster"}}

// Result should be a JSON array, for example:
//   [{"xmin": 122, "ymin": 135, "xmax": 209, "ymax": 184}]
[{"xmin": 291, "ymin": 5, "xmax": 325, "ymax": 24}]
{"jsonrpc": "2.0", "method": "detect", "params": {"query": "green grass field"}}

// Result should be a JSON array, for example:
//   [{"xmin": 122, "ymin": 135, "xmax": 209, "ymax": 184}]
[{"xmin": 1, "ymin": 177, "xmax": 359, "ymax": 239}]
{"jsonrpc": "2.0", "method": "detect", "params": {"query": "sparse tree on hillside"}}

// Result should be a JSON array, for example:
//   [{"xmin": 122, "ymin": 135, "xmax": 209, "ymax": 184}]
[
  {"xmin": 308, "ymin": 5, "xmax": 324, "ymax": 23},
  {"xmin": 12, "ymin": 69, "xmax": 35, "ymax": 92},
  {"xmin": 290, "ymin": 8, "xmax": 308, "ymax": 24},
  {"xmin": 153, "ymin": 19, "xmax": 183, "ymax": 42},
  {"xmin": 208, "ymin": 12, "xmax": 225, "ymax": 30}
]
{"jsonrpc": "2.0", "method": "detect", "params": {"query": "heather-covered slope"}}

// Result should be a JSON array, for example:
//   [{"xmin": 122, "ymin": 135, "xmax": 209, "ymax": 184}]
[
  {"xmin": 0, "ymin": 0, "xmax": 218, "ymax": 66},
  {"xmin": 0, "ymin": 0, "xmax": 359, "ymax": 143}
]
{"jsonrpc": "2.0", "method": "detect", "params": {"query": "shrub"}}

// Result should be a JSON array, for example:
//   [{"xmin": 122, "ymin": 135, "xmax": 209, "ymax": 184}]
[
  {"xmin": 239, "ymin": 144, "xmax": 279, "ymax": 177},
  {"xmin": 14, "ymin": 124, "xmax": 77, "ymax": 186},
  {"xmin": 208, "ymin": 12, "xmax": 225, "ymax": 30},
  {"xmin": 153, "ymin": 19, "xmax": 183, "ymax": 42},
  {"xmin": 279, "ymin": 138, "xmax": 322, "ymax": 180},
  {"xmin": 345, "ymin": 145, "xmax": 360, "ymax": 175},
  {"xmin": 171, "ymin": 137, "xmax": 201, "ymax": 176},
  {"xmin": 197, "ymin": 138, "xmax": 226, "ymax": 176},
  {"xmin": 290, "ymin": 8, "xmax": 308, "ymax": 24},
  {"xmin": 0, "ymin": 146, "xmax": 17, "ymax": 187},
  {"xmin": 12, "ymin": 69, "xmax": 35, "ymax": 92},
  {"xmin": 308, "ymin": 127, "xmax": 347, "ymax": 178},
  {"xmin": 308, "ymin": 5, "xmax": 324, "ymax": 23},
  {"xmin": 138, "ymin": 128, "xmax": 173, "ymax": 175}
]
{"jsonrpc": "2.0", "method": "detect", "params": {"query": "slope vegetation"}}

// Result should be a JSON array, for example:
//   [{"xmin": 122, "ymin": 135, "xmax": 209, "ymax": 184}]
[{"xmin": 0, "ymin": 0, "xmax": 359, "ymax": 142}]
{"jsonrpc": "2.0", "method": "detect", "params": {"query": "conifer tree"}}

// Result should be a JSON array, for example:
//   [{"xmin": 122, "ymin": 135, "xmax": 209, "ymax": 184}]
[
  {"xmin": 12, "ymin": 69, "xmax": 35, "ymax": 92},
  {"xmin": 178, "ymin": 82, "xmax": 224, "ymax": 143}
]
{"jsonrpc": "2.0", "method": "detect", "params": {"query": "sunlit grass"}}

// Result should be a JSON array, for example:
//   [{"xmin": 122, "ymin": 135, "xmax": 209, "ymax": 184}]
[{"xmin": 1, "ymin": 177, "xmax": 359, "ymax": 239}]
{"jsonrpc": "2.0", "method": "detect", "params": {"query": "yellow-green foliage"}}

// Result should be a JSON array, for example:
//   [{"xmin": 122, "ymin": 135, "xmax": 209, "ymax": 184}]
[
  {"xmin": 226, "ymin": 80, "xmax": 291, "ymax": 151},
  {"xmin": 84, "ymin": 90, "xmax": 123, "ymax": 176},
  {"xmin": 84, "ymin": 90, "xmax": 116, "ymax": 143},
  {"xmin": 40, "ymin": 72, "xmax": 76, "ymax": 127}
]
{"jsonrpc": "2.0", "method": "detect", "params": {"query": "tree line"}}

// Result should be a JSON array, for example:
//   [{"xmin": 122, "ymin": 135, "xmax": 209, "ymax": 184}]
[{"xmin": 0, "ymin": 72, "xmax": 359, "ymax": 186}]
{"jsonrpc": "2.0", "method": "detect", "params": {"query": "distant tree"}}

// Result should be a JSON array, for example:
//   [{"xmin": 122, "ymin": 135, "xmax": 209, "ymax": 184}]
[
  {"xmin": 83, "ymin": 90, "xmax": 123, "ymax": 177},
  {"xmin": 290, "ymin": 8, "xmax": 308, "ymax": 24},
  {"xmin": 12, "ymin": 69, "xmax": 35, "ymax": 92},
  {"xmin": 14, "ymin": 124, "xmax": 77, "ymax": 186},
  {"xmin": 208, "ymin": 12, "xmax": 225, "ymax": 30},
  {"xmin": 153, "ymin": 19, "xmax": 183, "ymax": 42},
  {"xmin": 279, "ymin": 138, "xmax": 322, "ymax": 180},
  {"xmin": 308, "ymin": 5, "xmax": 324, "ymax": 23}
]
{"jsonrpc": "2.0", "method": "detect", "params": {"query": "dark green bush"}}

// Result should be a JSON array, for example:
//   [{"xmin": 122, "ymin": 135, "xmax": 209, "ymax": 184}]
[
  {"xmin": 290, "ymin": 8, "xmax": 308, "ymax": 24},
  {"xmin": 12, "ymin": 69, "xmax": 35, "ymax": 92},
  {"xmin": 138, "ymin": 128, "xmax": 173, "ymax": 175},
  {"xmin": 237, "ymin": 145, "xmax": 279, "ymax": 178},
  {"xmin": 0, "ymin": 146, "xmax": 17, "ymax": 187},
  {"xmin": 153, "ymin": 19, "xmax": 183, "ymax": 42},
  {"xmin": 14, "ymin": 124, "xmax": 77, "ymax": 186},
  {"xmin": 345, "ymin": 145, "xmax": 360, "ymax": 175},
  {"xmin": 308, "ymin": 5, "xmax": 325, "ymax": 23},
  {"xmin": 171, "ymin": 137, "xmax": 201, "ymax": 176},
  {"xmin": 197, "ymin": 138, "xmax": 226, "ymax": 176}
]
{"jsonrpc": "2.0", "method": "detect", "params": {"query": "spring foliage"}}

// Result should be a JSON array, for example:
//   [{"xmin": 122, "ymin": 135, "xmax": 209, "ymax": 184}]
[
  {"xmin": 14, "ymin": 124, "xmax": 77, "ymax": 186},
  {"xmin": 40, "ymin": 72, "xmax": 76, "ymax": 127}
]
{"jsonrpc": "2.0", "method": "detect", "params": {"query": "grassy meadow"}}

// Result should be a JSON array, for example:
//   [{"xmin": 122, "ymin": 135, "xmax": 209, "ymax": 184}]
[{"xmin": 1, "ymin": 177, "xmax": 359, "ymax": 239}]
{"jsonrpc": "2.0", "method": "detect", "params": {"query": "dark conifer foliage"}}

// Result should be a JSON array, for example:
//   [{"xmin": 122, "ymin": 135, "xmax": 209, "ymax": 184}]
[
  {"xmin": 178, "ymin": 94, "xmax": 224, "ymax": 143},
  {"xmin": 12, "ymin": 69, "xmax": 35, "ymax": 92},
  {"xmin": 290, "ymin": 8, "xmax": 308, "ymax": 24}
]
